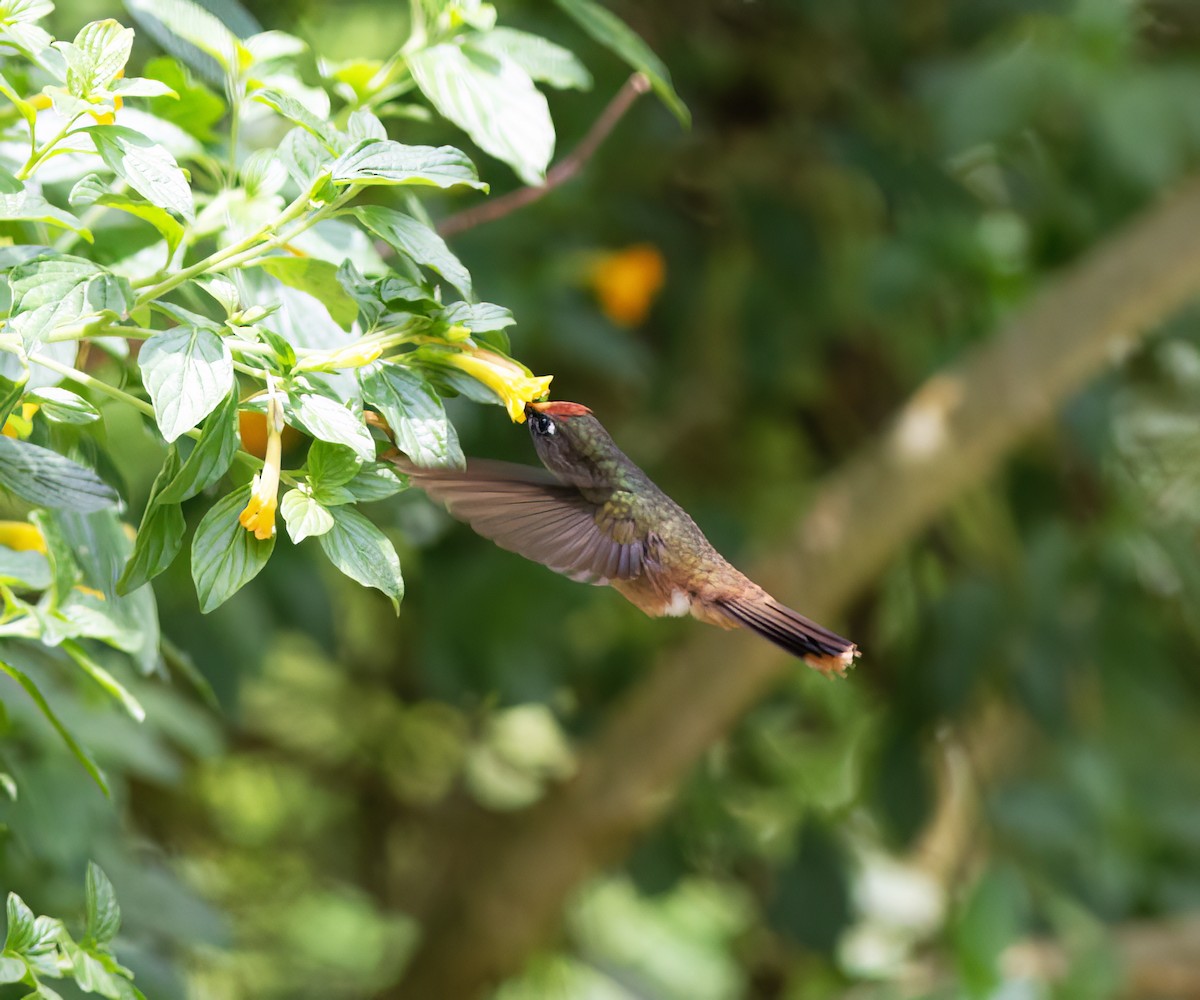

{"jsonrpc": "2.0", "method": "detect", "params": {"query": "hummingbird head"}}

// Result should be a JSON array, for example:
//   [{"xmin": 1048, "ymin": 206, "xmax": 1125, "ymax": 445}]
[{"xmin": 525, "ymin": 400, "xmax": 616, "ymax": 483}]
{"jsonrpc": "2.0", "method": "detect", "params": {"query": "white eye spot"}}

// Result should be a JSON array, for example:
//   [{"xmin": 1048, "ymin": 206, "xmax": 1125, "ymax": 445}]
[{"xmin": 545, "ymin": 420, "xmax": 556, "ymax": 435}]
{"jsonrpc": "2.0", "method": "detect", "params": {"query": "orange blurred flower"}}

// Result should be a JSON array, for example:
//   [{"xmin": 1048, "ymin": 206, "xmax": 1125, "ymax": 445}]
[
  {"xmin": 589, "ymin": 243, "xmax": 665, "ymax": 327},
  {"xmin": 238, "ymin": 409, "xmax": 302, "ymax": 459}
]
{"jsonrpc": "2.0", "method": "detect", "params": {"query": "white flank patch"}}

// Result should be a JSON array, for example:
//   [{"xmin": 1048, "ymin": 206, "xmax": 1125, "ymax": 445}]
[{"xmin": 663, "ymin": 590, "xmax": 692, "ymax": 617}]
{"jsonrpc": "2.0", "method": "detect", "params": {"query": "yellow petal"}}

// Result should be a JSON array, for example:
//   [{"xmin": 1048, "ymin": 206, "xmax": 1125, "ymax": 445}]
[{"xmin": 0, "ymin": 521, "xmax": 46, "ymax": 553}]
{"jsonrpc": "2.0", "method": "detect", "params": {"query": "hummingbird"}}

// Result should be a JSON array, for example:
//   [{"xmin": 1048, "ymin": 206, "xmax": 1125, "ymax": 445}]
[{"xmin": 391, "ymin": 401, "xmax": 857, "ymax": 675}]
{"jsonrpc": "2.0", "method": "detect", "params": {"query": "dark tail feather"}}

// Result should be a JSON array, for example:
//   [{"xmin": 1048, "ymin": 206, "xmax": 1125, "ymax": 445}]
[{"xmin": 717, "ymin": 597, "xmax": 857, "ymax": 675}]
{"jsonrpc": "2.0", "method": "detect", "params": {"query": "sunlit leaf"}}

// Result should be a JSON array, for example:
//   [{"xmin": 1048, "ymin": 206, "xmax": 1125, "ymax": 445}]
[
  {"xmin": 409, "ymin": 42, "xmax": 554, "ymax": 186},
  {"xmin": 317, "ymin": 504, "xmax": 403, "ymax": 611},
  {"xmin": 139, "ymin": 325, "xmax": 234, "ymax": 442},
  {"xmin": 331, "ymin": 138, "xmax": 487, "ymax": 191},
  {"xmin": 354, "ymin": 206, "xmax": 472, "ymax": 299},
  {"xmin": 191, "ymin": 484, "xmax": 275, "ymax": 613}
]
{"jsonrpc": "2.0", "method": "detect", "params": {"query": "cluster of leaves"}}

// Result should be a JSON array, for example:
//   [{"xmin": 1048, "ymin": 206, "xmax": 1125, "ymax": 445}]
[
  {"xmin": 0, "ymin": 0, "xmax": 683, "ymax": 790},
  {"xmin": 1, "ymin": 862, "xmax": 140, "ymax": 999}
]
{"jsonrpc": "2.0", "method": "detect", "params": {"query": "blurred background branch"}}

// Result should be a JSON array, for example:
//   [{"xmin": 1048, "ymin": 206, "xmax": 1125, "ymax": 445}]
[{"xmin": 395, "ymin": 176, "xmax": 1200, "ymax": 998}]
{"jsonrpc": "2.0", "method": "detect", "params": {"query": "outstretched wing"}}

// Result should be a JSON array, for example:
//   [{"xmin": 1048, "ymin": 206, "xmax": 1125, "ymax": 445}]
[{"xmin": 393, "ymin": 456, "xmax": 649, "ymax": 585}]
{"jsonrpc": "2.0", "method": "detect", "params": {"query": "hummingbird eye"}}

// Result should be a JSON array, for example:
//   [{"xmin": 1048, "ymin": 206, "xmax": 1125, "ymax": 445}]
[{"xmin": 533, "ymin": 414, "xmax": 555, "ymax": 436}]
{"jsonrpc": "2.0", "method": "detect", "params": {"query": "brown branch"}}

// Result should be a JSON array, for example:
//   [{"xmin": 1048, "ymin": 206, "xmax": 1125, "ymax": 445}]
[
  {"xmin": 437, "ymin": 73, "xmax": 652, "ymax": 239},
  {"xmin": 390, "ymin": 177, "xmax": 1200, "ymax": 999}
]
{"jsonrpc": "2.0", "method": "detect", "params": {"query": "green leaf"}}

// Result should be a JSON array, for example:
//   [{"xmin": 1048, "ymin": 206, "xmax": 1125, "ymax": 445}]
[
  {"xmin": 252, "ymin": 88, "xmax": 341, "ymax": 152},
  {"xmin": 0, "ymin": 954, "xmax": 22, "ymax": 983},
  {"xmin": 249, "ymin": 257, "xmax": 359, "ymax": 331},
  {"xmin": 441, "ymin": 300, "xmax": 515, "ymax": 333},
  {"xmin": 408, "ymin": 42, "xmax": 554, "ymax": 186},
  {"xmin": 280, "ymin": 488, "xmax": 333, "ymax": 543},
  {"xmin": 278, "ymin": 127, "xmax": 335, "ymax": 191},
  {"xmin": 54, "ymin": 509, "xmax": 161, "ymax": 674},
  {"xmin": 553, "ymin": 0, "xmax": 689, "ymax": 125},
  {"xmin": 139, "ymin": 326, "xmax": 234, "ymax": 442},
  {"xmin": 158, "ymin": 390, "xmax": 239, "ymax": 503},
  {"xmin": 0, "ymin": 658, "xmax": 108, "ymax": 794},
  {"xmin": 286, "ymin": 390, "xmax": 375, "ymax": 462},
  {"xmin": 0, "ymin": 366, "xmax": 28, "ymax": 427},
  {"xmin": 123, "ymin": 0, "xmax": 244, "ymax": 75},
  {"xmin": 8, "ymin": 255, "xmax": 133, "ymax": 348},
  {"xmin": 69, "ymin": 174, "xmax": 185, "ymax": 259},
  {"xmin": 0, "ymin": 190, "xmax": 93, "ymax": 241},
  {"xmin": 61, "ymin": 640, "xmax": 145, "ymax": 723},
  {"xmin": 191, "ymin": 485, "xmax": 276, "ymax": 613},
  {"xmin": 360, "ymin": 362, "xmax": 464, "ymax": 469},
  {"xmin": 59, "ymin": 19, "xmax": 133, "ymax": 97},
  {"xmin": 0, "ymin": 67, "xmax": 37, "ymax": 129},
  {"xmin": 86, "ymin": 125, "xmax": 195, "ymax": 221},
  {"xmin": 341, "ymin": 462, "xmax": 407, "ymax": 503},
  {"xmin": 317, "ymin": 505, "xmax": 403, "ymax": 611},
  {"xmin": 116, "ymin": 449, "xmax": 186, "ymax": 595},
  {"xmin": 142, "ymin": 56, "xmax": 226, "ymax": 142},
  {"xmin": 0, "ymin": 548, "xmax": 51, "ymax": 590},
  {"xmin": 354, "ymin": 206, "xmax": 472, "ymax": 299},
  {"xmin": 330, "ymin": 139, "xmax": 487, "ymax": 192},
  {"xmin": 26, "ymin": 386, "xmax": 100, "ymax": 424},
  {"xmin": 30, "ymin": 510, "xmax": 78, "ymax": 612},
  {"xmin": 471, "ymin": 27, "xmax": 591, "ymax": 91},
  {"xmin": 0, "ymin": 437, "xmax": 117, "ymax": 512},
  {"xmin": 306, "ymin": 439, "xmax": 360, "ymax": 489},
  {"xmin": 0, "ymin": 773, "xmax": 15, "ymax": 801},
  {"xmin": 3, "ymin": 893, "xmax": 36, "ymax": 953}
]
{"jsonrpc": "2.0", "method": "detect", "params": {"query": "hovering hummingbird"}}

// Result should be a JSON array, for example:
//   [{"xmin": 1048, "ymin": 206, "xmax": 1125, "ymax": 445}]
[{"xmin": 392, "ymin": 401, "xmax": 857, "ymax": 675}]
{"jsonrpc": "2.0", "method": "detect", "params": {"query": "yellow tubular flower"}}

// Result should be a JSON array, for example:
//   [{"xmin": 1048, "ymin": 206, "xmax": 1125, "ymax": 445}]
[
  {"xmin": 0, "ymin": 521, "xmax": 46, "ymax": 553},
  {"xmin": 2, "ymin": 403, "xmax": 39, "ymax": 439},
  {"xmin": 238, "ymin": 392, "xmax": 283, "ymax": 541},
  {"xmin": 445, "ymin": 348, "xmax": 553, "ymax": 423}
]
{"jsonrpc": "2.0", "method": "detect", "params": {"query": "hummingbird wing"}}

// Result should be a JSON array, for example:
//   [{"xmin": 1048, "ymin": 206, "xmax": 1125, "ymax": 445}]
[{"xmin": 394, "ymin": 457, "xmax": 650, "ymax": 585}]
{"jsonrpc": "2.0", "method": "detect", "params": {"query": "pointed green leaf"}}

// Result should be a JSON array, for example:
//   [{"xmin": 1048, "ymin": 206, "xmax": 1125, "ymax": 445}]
[
  {"xmin": 139, "ymin": 325, "xmax": 234, "ymax": 442},
  {"xmin": 249, "ymin": 257, "xmax": 359, "ymax": 331},
  {"xmin": 117, "ymin": 449, "xmax": 186, "ymax": 595},
  {"xmin": 157, "ymin": 390, "xmax": 239, "ymax": 503},
  {"xmin": 553, "ymin": 0, "xmax": 689, "ymax": 125},
  {"xmin": 354, "ymin": 206, "xmax": 471, "ymax": 299},
  {"xmin": 0, "ymin": 190, "xmax": 93, "ymax": 241},
  {"xmin": 26, "ymin": 386, "xmax": 100, "ymax": 424},
  {"xmin": 69, "ymin": 174, "xmax": 185, "ymax": 258},
  {"xmin": 341, "ymin": 462, "xmax": 407, "ymax": 503},
  {"xmin": 360, "ymin": 362, "xmax": 464, "ymax": 469},
  {"xmin": 280, "ymin": 488, "xmax": 333, "ymax": 543},
  {"xmin": 306, "ymin": 439, "xmax": 361, "ymax": 489},
  {"xmin": 86, "ymin": 125, "xmax": 195, "ymax": 221},
  {"xmin": 409, "ymin": 42, "xmax": 554, "ymax": 185},
  {"xmin": 471, "ymin": 27, "xmax": 591, "ymax": 91},
  {"xmin": 0, "ymin": 437, "xmax": 117, "ymax": 512},
  {"xmin": 285, "ymin": 390, "xmax": 375, "ymax": 461},
  {"xmin": 331, "ymin": 139, "xmax": 487, "ymax": 191},
  {"xmin": 251, "ymin": 88, "xmax": 340, "ymax": 151},
  {"xmin": 317, "ymin": 505, "xmax": 403, "ymax": 610},
  {"xmin": 8, "ymin": 255, "xmax": 132, "ymax": 348},
  {"xmin": 191, "ymin": 485, "xmax": 275, "ymax": 613}
]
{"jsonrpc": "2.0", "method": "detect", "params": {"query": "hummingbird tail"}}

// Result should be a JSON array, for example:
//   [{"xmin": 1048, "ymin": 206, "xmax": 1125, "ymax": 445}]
[{"xmin": 717, "ymin": 597, "xmax": 857, "ymax": 676}]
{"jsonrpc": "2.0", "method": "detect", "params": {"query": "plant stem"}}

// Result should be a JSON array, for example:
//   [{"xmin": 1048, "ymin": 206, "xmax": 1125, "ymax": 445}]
[{"xmin": 16, "ymin": 114, "xmax": 82, "ymax": 181}]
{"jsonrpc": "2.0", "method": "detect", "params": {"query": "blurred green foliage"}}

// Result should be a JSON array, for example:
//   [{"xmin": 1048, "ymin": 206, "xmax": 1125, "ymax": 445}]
[{"xmin": 4, "ymin": 0, "xmax": 1200, "ymax": 998}]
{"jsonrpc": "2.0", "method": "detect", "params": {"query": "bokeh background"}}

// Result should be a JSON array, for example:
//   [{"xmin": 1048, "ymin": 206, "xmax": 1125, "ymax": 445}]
[{"xmin": 5, "ymin": 0, "xmax": 1200, "ymax": 997}]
